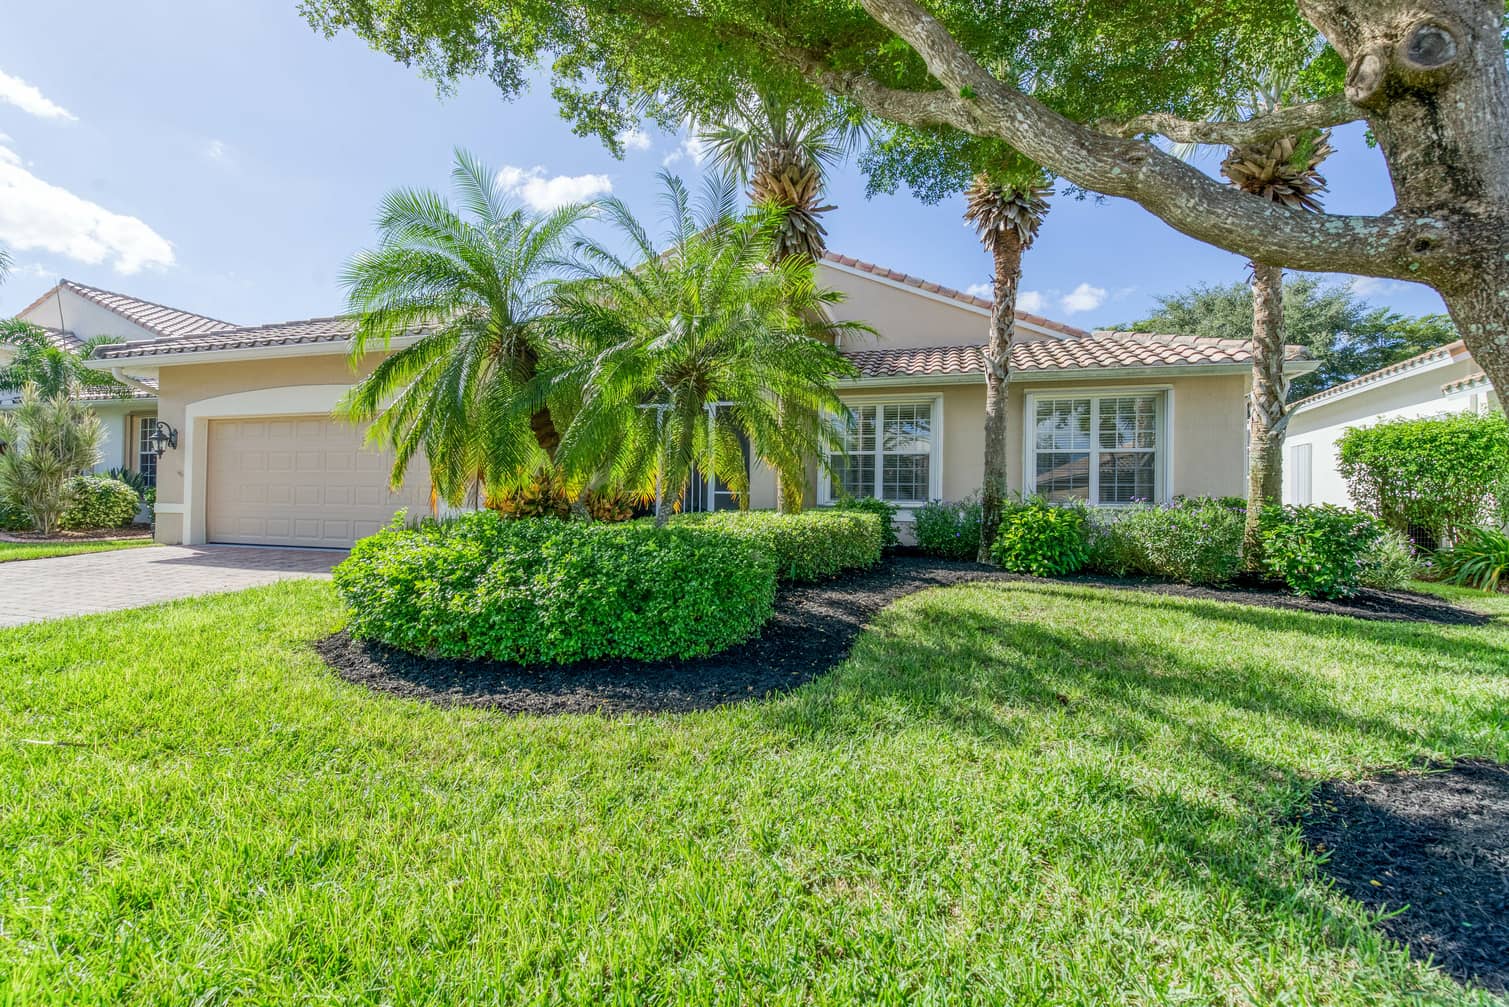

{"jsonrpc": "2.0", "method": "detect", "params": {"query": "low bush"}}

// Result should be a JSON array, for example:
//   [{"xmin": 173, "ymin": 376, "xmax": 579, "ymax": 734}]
[
  {"xmin": 686, "ymin": 509, "xmax": 882, "ymax": 582},
  {"xmin": 1436, "ymin": 525, "xmax": 1509, "ymax": 592},
  {"xmin": 1259, "ymin": 504, "xmax": 1384, "ymax": 599},
  {"xmin": 59, "ymin": 475, "xmax": 141, "ymax": 530},
  {"xmin": 0, "ymin": 499, "xmax": 30, "ymax": 532},
  {"xmin": 1358, "ymin": 528, "xmax": 1421, "ymax": 591},
  {"xmin": 1088, "ymin": 500, "xmax": 1244, "ymax": 585},
  {"xmin": 912, "ymin": 497, "xmax": 983, "ymax": 560},
  {"xmin": 992, "ymin": 502, "xmax": 1090, "ymax": 577},
  {"xmin": 831, "ymin": 496, "xmax": 899, "ymax": 550},
  {"xmin": 334, "ymin": 512, "xmax": 776, "ymax": 664}
]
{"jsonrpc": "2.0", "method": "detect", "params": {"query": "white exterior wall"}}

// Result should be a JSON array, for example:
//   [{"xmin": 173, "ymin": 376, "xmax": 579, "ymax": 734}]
[
  {"xmin": 1283, "ymin": 354, "xmax": 1495, "ymax": 506},
  {"xmin": 19, "ymin": 288, "xmax": 160, "ymax": 344}
]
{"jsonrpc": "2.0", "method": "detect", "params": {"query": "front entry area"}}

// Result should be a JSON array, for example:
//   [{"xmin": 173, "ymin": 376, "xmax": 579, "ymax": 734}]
[{"xmin": 205, "ymin": 416, "xmax": 431, "ymax": 548}]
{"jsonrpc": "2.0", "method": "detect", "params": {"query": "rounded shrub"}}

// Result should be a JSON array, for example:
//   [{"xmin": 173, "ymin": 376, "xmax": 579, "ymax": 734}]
[
  {"xmin": 686, "ymin": 510, "xmax": 882, "ymax": 582},
  {"xmin": 1259, "ymin": 504, "xmax": 1384, "ymax": 599},
  {"xmin": 991, "ymin": 502, "xmax": 1090, "ymax": 576},
  {"xmin": 334, "ymin": 512, "xmax": 777, "ymax": 664},
  {"xmin": 912, "ymin": 497, "xmax": 983, "ymax": 560},
  {"xmin": 1088, "ymin": 500, "xmax": 1244, "ymax": 585},
  {"xmin": 831, "ymin": 496, "xmax": 899, "ymax": 550},
  {"xmin": 59, "ymin": 475, "xmax": 141, "ymax": 530}
]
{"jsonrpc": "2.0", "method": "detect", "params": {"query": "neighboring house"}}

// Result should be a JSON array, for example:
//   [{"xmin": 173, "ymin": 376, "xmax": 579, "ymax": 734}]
[
  {"xmin": 21, "ymin": 253, "xmax": 1312, "ymax": 549},
  {"xmin": 2, "ymin": 279, "xmax": 238, "ymax": 493},
  {"xmin": 1283, "ymin": 340, "xmax": 1498, "ymax": 507}
]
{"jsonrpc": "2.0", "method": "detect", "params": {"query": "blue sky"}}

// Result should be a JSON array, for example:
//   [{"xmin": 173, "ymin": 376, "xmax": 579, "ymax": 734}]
[{"xmin": 0, "ymin": 0, "xmax": 1448, "ymax": 330}]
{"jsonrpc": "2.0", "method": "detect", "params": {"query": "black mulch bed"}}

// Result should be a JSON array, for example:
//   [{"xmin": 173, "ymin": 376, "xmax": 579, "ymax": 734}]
[
  {"xmin": 1301, "ymin": 761, "xmax": 1509, "ymax": 993},
  {"xmin": 315, "ymin": 553, "xmax": 1488, "ymax": 717}
]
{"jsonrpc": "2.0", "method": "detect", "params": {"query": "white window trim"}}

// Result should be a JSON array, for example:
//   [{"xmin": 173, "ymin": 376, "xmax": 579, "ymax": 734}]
[
  {"xmin": 817, "ymin": 393, "xmax": 944, "ymax": 510},
  {"xmin": 1022, "ymin": 385, "xmax": 1176, "ymax": 505}
]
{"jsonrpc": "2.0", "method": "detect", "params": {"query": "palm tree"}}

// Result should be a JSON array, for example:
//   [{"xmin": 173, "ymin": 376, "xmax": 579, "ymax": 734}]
[
  {"xmin": 339, "ymin": 148, "xmax": 593, "ymax": 506},
  {"xmin": 962, "ymin": 171, "xmax": 1052, "ymax": 561},
  {"xmin": 699, "ymin": 91, "xmax": 870, "ymax": 510},
  {"xmin": 699, "ymin": 90, "xmax": 870, "ymax": 265},
  {"xmin": 0, "ymin": 246, "xmax": 11, "ymax": 285},
  {"xmin": 1221, "ymin": 128, "xmax": 1333, "ymax": 565},
  {"xmin": 550, "ymin": 173, "xmax": 868, "ymax": 524},
  {"xmin": 0, "ymin": 320, "xmax": 128, "ymax": 399}
]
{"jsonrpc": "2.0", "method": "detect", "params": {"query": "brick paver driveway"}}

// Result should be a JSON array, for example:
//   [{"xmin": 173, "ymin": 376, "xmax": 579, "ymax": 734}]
[{"xmin": 0, "ymin": 545, "xmax": 345, "ymax": 627}]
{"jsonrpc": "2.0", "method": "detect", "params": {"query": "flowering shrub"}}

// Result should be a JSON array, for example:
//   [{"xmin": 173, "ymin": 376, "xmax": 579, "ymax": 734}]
[
  {"xmin": 1358, "ymin": 528, "xmax": 1421, "ymax": 590},
  {"xmin": 1088, "ymin": 499, "xmax": 1244, "ymax": 585},
  {"xmin": 334, "ymin": 512, "xmax": 776, "ymax": 664},
  {"xmin": 1259, "ymin": 504, "xmax": 1384, "ymax": 599},
  {"xmin": 992, "ymin": 502, "xmax": 1090, "ymax": 576},
  {"xmin": 912, "ymin": 497, "xmax": 984, "ymax": 560}
]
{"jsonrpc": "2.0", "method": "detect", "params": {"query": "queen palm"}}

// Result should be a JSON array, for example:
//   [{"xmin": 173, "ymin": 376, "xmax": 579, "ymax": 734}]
[
  {"xmin": 339, "ymin": 148, "xmax": 592, "ymax": 506},
  {"xmin": 962, "ymin": 169, "xmax": 1051, "ymax": 561},
  {"xmin": 550, "ymin": 173, "xmax": 867, "ymax": 524},
  {"xmin": 0, "ymin": 320, "xmax": 127, "ymax": 399},
  {"xmin": 1221, "ymin": 121, "xmax": 1333, "ymax": 564}
]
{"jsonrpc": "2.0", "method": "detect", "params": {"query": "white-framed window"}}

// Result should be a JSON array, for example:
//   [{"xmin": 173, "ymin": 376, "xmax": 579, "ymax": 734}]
[
  {"xmin": 136, "ymin": 415, "xmax": 159, "ymax": 489},
  {"xmin": 1026, "ymin": 391, "xmax": 1168, "ymax": 505},
  {"xmin": 822, "ymin": 396, "xmax": 942, "ymax": 506}
]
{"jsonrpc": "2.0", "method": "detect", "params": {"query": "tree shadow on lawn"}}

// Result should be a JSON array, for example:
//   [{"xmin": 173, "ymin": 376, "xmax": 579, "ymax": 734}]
[{"xmin": 759, "ymin": 579, "xmax": 1508, "ymax": 992}]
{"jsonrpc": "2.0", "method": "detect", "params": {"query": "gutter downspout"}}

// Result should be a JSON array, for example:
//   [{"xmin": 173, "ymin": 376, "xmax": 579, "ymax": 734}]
[{"xmin": 110, "ymin": 367, "xmax": 158, "ymax": 396}]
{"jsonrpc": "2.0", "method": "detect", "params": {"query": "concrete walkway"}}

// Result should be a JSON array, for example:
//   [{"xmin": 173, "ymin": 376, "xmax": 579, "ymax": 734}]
[{"xmin": 0, "ymin": 545, "xmax": 345, "ymax": 627}]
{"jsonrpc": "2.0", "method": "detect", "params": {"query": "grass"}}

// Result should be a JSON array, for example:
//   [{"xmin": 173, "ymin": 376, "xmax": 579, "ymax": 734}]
[
  {"xmin": 1, "ymin": 579, "xmax": 1506, "ymax": 1005},
  {"xmin": 0, "ymin": 537, "xmax": 154, "ymax": 563}
]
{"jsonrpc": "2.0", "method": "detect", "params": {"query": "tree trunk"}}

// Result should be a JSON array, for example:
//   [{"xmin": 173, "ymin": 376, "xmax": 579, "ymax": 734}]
[
  {"xmin": 1440, "ymin": 268, "xmax": 1509, "ymax": 413},
  {"xmin": 1243, "ymin": 261, "xmax": 1288, "ymax": 569},
  {"xmin": 979, "ymin": 233, "xmax": 1024, "ymax": 561}
]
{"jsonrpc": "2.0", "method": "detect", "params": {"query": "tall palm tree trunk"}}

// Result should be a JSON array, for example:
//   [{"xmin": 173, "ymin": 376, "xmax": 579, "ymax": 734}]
[
  {"xmin": 979, "ymin": 233, "xmax": 1024, "ymax": 561},
  {"xmin": 1244, "ymin": 261, "xmax": 1288, "ymax": 567}
]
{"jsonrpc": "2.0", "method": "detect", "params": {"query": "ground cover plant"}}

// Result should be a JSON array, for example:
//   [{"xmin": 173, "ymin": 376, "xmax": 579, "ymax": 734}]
[
  {"xmin": 334, "ymin": 511, "xmax": 776, "ymax": 663},
  {"xmin": 3, "ymin": 572, "xmax": 1506, "ymax": 1003}
]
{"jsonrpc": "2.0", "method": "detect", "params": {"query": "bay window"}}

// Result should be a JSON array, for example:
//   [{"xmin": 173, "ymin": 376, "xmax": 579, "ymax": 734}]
[
  {"xmin": 826, "ymin": 398, "xmax": 940, "ymax": 506},
  {"xmin": 1029, "ymin": 392, "xmax": 1166, "ymax": 505}
]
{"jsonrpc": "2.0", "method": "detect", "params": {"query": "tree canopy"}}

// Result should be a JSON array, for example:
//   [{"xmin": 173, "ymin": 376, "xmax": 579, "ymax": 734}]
[{"xmin": 1120, "ymin": 276, "xmax": 1456, "ymax": 401}]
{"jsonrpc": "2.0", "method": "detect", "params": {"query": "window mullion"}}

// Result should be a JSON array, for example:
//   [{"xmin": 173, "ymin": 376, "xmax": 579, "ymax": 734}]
[{"xmin": 1089, "ymin": 398, "xmax": 1100, "ymax": 506}]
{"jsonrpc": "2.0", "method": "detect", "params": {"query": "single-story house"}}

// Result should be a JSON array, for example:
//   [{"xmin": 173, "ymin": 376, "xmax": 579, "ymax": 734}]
[
  {"xmin": 1282, "ymin": 340, "xmax": 1498, "ymax": 507},
  {"xmin": 7, "ymin": 254, "xmax": 1313, "ymax": 548}
]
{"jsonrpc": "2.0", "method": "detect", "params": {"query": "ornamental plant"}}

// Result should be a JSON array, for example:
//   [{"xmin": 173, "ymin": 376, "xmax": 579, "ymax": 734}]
[
  {"xmin": 1088, "ymin": 499, "xmax": 1245, "ymax": 585},
  {"xmin": 59, "ymin": 476, "xmax": 141, "ymax": 530},
  {"xmin": 682, "ymin": 510, "xmax": 882, "ymax": 582},
  {"xmin": 991, "ymin": 501, "xmax": 1090, "ymax": 577},
  {"xmin": 1436, "ymin": 526, "xmax": 1509, "ymax": 592},
  {"xmin": 334, "ymin": 512, "xmax": 777, "ymax": 665},
  {"xmin": 913, "ymin": 497, "xmax": 984, "ymax": 561},
  {"xmin": 1338, "ymin": 411, "xmax": 1509, "ymax": 546},
  {"xmin": 1259, "ymin": 504, "xmax": 1384, "ymax": 599},
  {"xmin": 831, "ymin": 496, "xmax": 899, "ymax": 550},
  {"xmin": 0, "ymin": 387, "xmax": 104, "ymax": 536}
]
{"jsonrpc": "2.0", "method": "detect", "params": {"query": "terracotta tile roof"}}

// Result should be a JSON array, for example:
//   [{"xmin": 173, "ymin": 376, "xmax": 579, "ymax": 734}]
[
  {"xmin": 1442, "ymin": 371, "xmax": 1491, "ymax": 396},
  {"xmin": 843, "ymin": 332, "xmax": 1310, "ymax": 379},
  {"xmin": 1290, "ymin": 340, "xmax": 1467, "ymax": 410},
  {"xmin": 59, "ymin": 280, "xmax": 237, "ymax": 339},
  {"xmin": 94, "ymin": 315, "xmax": 367, "ymax": 360},
  {"xmin": 822, "ymin": 252, "xmax": 1092, "ymax": 339}
]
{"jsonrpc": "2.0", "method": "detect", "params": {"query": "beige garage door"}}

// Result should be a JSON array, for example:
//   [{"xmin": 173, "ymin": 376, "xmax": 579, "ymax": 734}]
[{"xmin": 207, "ymin": 416, "xmax": 432, "ymax": 548}]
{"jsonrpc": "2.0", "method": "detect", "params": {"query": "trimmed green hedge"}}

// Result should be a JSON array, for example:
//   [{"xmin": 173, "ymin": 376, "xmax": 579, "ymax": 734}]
[
  {"xmin": 1087, "ymin": 499, "xmax": 1246, "ymax": 585},
  {"xmin": 683, "ymin": 510, "xmax": 883, "ymax": 582},
  {"xmin": 830, "ymin": 496, "xmax": 899, "ymax": 549},
  {"xmin": 59, "ymin": 475, "xmax": 141, "ymax": 530},
  {"xmin": 334, "ymin": 513, "xmax": 776, "ymax": 664}
]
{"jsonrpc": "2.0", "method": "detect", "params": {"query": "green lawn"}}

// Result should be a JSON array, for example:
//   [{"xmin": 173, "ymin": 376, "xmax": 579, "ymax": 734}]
[
  {"xmin": 2, "ymin": 579, "xmax": 1506, "ymax": 1005},
  {"xmin": 0, "ymin": 537, "xmax": 154, "ymax": 563}
]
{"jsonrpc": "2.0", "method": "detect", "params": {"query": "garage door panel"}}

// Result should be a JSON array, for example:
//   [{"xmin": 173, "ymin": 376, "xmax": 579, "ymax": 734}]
[{"xmin": 208, "ymin": 415, "xmax": 431, "ymax": 548}]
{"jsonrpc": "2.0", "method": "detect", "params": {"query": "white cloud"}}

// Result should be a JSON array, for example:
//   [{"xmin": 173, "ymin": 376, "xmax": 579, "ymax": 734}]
[
  {"xmin": 203, "ymin": 139, "xmax": 230, "ymax": 162},
  {"xmin": 1017, "ymin": 290, "xmax": 1047, "ymax": 314},
  {"xmin": 1060, "ymin": 282, "xmax": 1107, "ymax": 315},
  {"xmin": 1347, "ymin": 275, "xmax": 1403, "ymax": 298},
  {"xmin": 615, "ymin": 127, "xmax": 652, "ymax": 152},
  {"xmin": 0, "ymin": 140, "xmax": 173, "ymax": 274},
  {"xmin": 965, "ymin": 281, "xmax": 992, "ymax": 300},
  {"xmin": 662, "ymin": 133, "xmax": 711, "ymax": 168},
  {"xmin": 0, "ymin": 68, "xmax": 75, "ymax": 121},
  {"xmin": 496, "ymin": 165, "xmax": 612, "ymax": 211}
]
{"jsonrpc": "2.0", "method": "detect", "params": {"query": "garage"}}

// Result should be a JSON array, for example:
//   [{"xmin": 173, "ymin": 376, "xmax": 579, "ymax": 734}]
[{"xmin": 206, "ymin": 416, "xmax": 432, "ymax": 548}]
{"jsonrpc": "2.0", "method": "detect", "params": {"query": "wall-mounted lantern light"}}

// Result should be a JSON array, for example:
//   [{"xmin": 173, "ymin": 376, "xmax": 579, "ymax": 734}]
[{"xmin": 146, "ymin": 420, "xmax": 178, "ymax": 458}]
